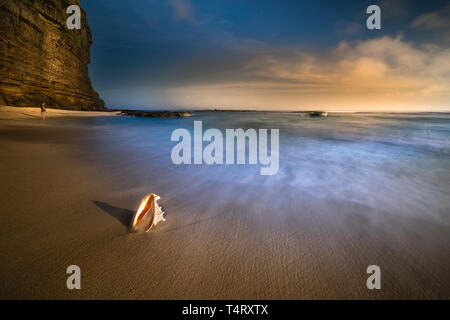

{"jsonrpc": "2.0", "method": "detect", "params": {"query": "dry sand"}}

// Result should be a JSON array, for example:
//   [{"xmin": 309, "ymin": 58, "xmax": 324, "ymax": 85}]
[
  {"xmin": 0, "ymin": 106, "xmax": 119, "ymax": 120},
  {"xmin": 0, "ymin": 107, "xmax": 449, "ymax": 299}
]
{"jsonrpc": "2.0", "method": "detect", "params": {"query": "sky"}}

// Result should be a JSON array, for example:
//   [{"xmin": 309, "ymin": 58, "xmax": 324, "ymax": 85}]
[{"xmin": 81, "ymin": 0, "xmax": 450, "ymax": 111}]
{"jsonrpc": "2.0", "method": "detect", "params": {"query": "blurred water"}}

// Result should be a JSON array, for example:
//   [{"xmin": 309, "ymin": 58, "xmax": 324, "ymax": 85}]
[
  {"xmin": 37, "ymin": 111, "xmax": 450, "ymax": 299},
  {"xmin": 78, "ymin": 112, "xmax": 450, "ymax": 223}
]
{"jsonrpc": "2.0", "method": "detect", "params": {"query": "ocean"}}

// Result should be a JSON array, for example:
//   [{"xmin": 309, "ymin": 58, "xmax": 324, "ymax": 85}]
[
  {"xmin": 3, "ymin": 111, "xmax": 449, "ymax": 298},
  {"xmin": 83, "ymin": 111, "xmax": 450, "ymax": 222}
]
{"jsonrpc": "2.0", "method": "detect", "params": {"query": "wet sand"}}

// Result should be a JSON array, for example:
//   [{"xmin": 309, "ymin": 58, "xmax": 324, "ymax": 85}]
[{"xmin": 0, "ymin": 109, "xmax": 449, "ymax": 299}]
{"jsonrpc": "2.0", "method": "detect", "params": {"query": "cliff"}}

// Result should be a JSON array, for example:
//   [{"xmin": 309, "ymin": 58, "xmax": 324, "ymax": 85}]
[{"xmin": 0, "ymin": 0, "xmax": 104, "ymax": 110}]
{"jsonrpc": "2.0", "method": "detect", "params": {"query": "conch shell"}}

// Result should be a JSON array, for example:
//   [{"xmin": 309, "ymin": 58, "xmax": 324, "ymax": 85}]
[{"xmin": 130, "ymin": 193, "xmax": 165, "ymax": 232}]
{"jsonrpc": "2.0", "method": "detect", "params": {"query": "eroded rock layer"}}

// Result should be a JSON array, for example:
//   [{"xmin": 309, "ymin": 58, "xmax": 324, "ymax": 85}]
[{"xmin": 0, "ymin": 0, "xmax": 104, "ymax": 110}]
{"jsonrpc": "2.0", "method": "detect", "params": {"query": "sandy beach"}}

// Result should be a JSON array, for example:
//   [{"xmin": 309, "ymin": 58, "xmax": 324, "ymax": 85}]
[
  {"xmin": 0, "ymin": 106, "xmax": 120, "ymax": 120},
  {"xmin": 0, "ymin": 107, "xmax": 449, "ymax": 299}
]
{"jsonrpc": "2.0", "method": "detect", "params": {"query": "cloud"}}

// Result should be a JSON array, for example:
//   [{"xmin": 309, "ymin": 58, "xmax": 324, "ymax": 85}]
[
  {"xmin": 161, "ymin": 36, "xmax": 450, "ymax": 110},
  {"xmin": 442, "ymin": 31, "xmax": 450, "ymax": 43},
  {"xmin": 335, "ymin": 20, "xmax": 362, "ymax": 36},
  {"xmin": 411, "ymin": 4, "xmax": 450, "ymax": 29},
  {"xmin": 169, "ymin": 0, "xmax": 197, "ymax": 24},
  {"xmin": 246, "ymin": 36, "xmax": 450, "ymax": 98},
  {"xmin": 379, "ymin": 0, "xmax": 409, "ymax": 18}
]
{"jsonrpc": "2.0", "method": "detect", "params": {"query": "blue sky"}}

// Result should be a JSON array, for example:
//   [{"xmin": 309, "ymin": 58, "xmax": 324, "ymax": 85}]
[{"xmin": 81, "ymin": 0, "xmax": 450, "ymax": 111}]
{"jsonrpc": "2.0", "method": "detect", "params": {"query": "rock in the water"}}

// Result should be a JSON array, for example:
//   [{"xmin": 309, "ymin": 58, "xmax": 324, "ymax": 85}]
[
  {"xmin": 120, "ymin": 110, "xmax": 193, "ymax": 118},
  {"xmin": 0, "ymin": 0, "xmax": 104, "ymax": 110},
  {"xmin": 309, "ymin": 111, "xmax": 328, "ymax": 117}
]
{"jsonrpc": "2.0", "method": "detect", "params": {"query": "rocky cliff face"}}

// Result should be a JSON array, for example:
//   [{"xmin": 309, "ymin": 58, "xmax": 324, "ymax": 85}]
[{"xmin": 0, "ymin": 0, "xmax": 104, "ymax": 110}]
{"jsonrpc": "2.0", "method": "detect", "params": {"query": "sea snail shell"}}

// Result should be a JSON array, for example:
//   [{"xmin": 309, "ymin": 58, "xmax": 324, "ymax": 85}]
[{"xmin": 130, "ymin": 193, "xmax": 165, "ymax": 232}]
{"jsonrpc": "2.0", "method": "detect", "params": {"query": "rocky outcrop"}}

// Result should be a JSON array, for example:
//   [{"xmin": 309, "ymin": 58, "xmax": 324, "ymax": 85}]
[
  {"xmin": 309, "ymin": 111, "xmax": 328, "ymax": 117},
  {"xmin": 119, "ymin": 109, "xmax": 193, "ymax": 118},
  {"xmin": 0, "ymin": 0, "xmax": 104, "ymax": 110}
]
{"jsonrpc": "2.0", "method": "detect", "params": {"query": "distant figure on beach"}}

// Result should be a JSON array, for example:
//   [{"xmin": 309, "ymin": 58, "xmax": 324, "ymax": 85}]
[{"xmin": 41, "ymin": 102, "xmax": 47, "ymax": 120}]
